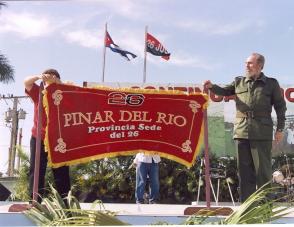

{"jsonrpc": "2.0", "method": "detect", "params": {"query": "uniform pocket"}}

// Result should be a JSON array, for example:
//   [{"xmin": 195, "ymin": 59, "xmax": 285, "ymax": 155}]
[
  {"xmin": 254, "ymin": 87, "xmax": 272, "ymax": 106},
  {"xmin": 233, "ymin": 118, "xmax": 248, "ymax": 138},
  {"xmin": 235, "ymin": 87, "xmax": 248, "ymax": 94},
  {"xmin": 251, "ymin": 118, "xmax": 273, "ymax": 140},
  {"xmin": 235, "ymin": 87, "xmax": 248, "ymax": 105}
]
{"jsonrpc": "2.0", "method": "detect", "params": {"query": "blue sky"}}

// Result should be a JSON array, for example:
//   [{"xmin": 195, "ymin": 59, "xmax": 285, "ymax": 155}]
[{"xmin": 1, "ymin": 0, "xmax": 294, "ymax": 174}]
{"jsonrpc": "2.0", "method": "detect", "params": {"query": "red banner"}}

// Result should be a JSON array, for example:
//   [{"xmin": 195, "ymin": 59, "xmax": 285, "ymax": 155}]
[{"xmin": 44, "ymin": 83, "xmax": 208, "ymax": 168}]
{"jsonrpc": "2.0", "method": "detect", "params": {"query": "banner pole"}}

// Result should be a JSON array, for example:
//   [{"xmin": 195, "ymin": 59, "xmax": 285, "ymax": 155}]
[
  {"xmin": 32, "ymin": 82, "xmax": 44, "ymax": 205},
  {"xmin": 184, "ymin": 90, "xmax": 233, "ymax": 216},
  {"xmin": 101, "ymin": 23, "xmax": 107, "ymax": 83},
  {"xmin": 7, "ymin": 83, "xmax": 45, "ymax": 212},
  {"xmin": 203, "ymin": 107, "xmax": 211, "ymax": 208},
  {"xmin": 143, "ymin": 25, "xmax": 148, "ymax": 83}
]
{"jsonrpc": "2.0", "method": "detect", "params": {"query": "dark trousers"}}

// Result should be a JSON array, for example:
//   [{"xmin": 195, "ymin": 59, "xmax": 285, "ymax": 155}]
[
  {"xmin": 236, "ymin": 139, "xmax": 272, "ymax": 202},
  {"xmin": 29, "ymin": 136, "xmax": 70, "ymax": 203}
]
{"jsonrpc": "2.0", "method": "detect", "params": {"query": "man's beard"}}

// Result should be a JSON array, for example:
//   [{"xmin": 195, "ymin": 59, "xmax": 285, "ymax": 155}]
[
  {"xmin": 245, "ymin": 72, "xmax": 254, "ymax": 78},
  {"xmin": 245, "ymin": 71, "xmax": 259, "ymax": 79}
]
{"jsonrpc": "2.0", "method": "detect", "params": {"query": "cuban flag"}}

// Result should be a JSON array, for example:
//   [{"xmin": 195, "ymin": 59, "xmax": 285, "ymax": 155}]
[
  {"xmin": 105, "ymin": 31, "xmax": 137, "ymax": 61},
  {"xmin": 146, "ymin": 33, "xmax": 170, "ymax": 60}
]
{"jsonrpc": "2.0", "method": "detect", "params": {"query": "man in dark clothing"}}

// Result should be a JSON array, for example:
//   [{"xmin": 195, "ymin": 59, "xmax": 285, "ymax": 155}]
[
  {"xmin": 24, "ymin": 69, "xmax": 70, "ymax": 203},
  {"xmin": 204, "ymin": 53, "xmax": 286, "ymax": 202}
]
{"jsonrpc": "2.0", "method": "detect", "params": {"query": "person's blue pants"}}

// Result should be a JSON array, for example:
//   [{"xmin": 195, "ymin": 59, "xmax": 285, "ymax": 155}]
[{"xmin": 135, "ymin": 162, "xmax": 159, "ymax": 203}]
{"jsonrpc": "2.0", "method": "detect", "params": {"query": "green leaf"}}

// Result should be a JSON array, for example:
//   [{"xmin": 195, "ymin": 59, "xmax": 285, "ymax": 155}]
[{"xmin": 24, "ymin": 185, "xmax": 128, "ymax": 226}]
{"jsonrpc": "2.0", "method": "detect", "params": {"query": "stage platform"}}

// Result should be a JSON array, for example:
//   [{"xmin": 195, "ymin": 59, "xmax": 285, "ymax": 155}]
[{"xmin": 1, "ymin": 201, "xmax": 294, "ymax": 225}]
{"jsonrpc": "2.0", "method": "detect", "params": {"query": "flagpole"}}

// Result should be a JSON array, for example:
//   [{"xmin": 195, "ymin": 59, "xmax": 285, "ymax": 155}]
[
  {"xmin": 101, "ymin": 23, "xmax": 107, "ymax": 83},
  {"xmin": 143, "ymin": 26, "xmax": 148, "ymax": 83}
]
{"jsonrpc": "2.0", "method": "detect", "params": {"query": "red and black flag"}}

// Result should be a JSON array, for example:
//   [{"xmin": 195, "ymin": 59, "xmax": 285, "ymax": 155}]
[{"xmin": 146, "ymin": 33, "xmax": 170, "ymax": 60}]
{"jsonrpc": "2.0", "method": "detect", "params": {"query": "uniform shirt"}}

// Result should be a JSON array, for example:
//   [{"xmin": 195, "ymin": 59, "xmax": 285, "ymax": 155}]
[
  {"xmin": 210, "ymin": 73, "xmax": 286, "ymax": 140},
  {"xmin": 133, "ymin": 153, "xmax": 161, "ymax": 164},
  {"xmin": 25, "ymin": 83, "xmax": 47, "ymax": 140}
]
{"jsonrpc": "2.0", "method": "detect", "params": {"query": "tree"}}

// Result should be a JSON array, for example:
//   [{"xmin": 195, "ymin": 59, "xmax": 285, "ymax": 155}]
[
  {"xmin": 0, "ymin": 54, "xmax": 14, "ymax": 83},
  {"xmin": 0, "ymin": 1, "xmax": 14, "ymax": 83}
]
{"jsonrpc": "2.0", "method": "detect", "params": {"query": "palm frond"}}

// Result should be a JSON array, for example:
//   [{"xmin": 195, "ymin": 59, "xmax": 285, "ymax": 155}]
[
  {"xmin": 15, "ymin": 145, "xmax": 29, "ymax": 164},
  {"xmin": 0, "ymin": 2, "xmax": 6, "ymax": 8},
  {"xmin": 184, "ymin": 209, "xmax": 216, "ymax": 225},
  {"xmin": 10, "ymin": 146, "xmax": 30, "ymax": 201},
  {"xmin": 184, "ymin": 184, "xmax": 292, "ymax": 225},
  {"xmin": 24, "ymin": 184, "xmax": 128, "ymax": 226},
  {"xmin": 223, "ymin": 184, "xmax": 289, "ymax": 224},
  {"xmin": 0, "ymin": 53, "xmax": 14, "ymax": 83}
]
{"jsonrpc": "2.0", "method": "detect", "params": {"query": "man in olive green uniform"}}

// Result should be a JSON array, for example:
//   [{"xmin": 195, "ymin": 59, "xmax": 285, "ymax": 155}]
[{"xmin": 204, "ymin": 53, "xmax": 286, "ymax": 202}]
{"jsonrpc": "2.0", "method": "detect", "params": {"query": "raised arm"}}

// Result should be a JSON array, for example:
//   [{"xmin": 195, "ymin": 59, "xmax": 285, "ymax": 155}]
[
  {"xmin": 203, "ymin": 80, "xmax": 235, "ymax": 96},
  {"xmin": 24, "ymin": 75, "xmax": 42, "ymax": 92},
  {"xmin": 24, "ymin": 73, "xmax": 61, "ymax": 91}
]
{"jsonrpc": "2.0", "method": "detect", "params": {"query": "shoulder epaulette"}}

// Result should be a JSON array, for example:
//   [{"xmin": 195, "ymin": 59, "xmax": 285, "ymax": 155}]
[{"xmin": 267, "ymin": 77, "xmax": 278, "ymax": 82}]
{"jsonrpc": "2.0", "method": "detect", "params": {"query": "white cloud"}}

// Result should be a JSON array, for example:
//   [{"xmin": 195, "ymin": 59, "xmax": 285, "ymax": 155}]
[
  {"xmin": 114, "ymin": 29, "xmax": 144, "ymax": 55},
  {"xmin": 0, "ymin": 4, "xmax": 217, "ymax": 71},
  {"xmin": 175, "ymin": 19, "xmax": 262, "ymax": 36},
  {"xmin": 0, "ymin": 11, "xmax": 55, "ymax": 38},
  {"xmin": 62, "ymin": 27, "xmax": 212, "ymax": 71},
  {"xmin": 101, "ymin": 29, "xmax": 215, "ymax": 70},
  {"xmin": 211, "ymin": 21, "xmax": 250, "ymax": 35},
  {"xmin": 168, "ymin": 53, "xmax": 217, "ymax": 70},
  {"xmin": 63, "ymin": 29, "xmax": 103, "ymax": 49},
  {"xmin": 63, "ymin": 27, "xmax": 144, "ymax": 58},
  {"xmin": 82, "ymin": 0, "xmax": 148, "ymax": 20}
]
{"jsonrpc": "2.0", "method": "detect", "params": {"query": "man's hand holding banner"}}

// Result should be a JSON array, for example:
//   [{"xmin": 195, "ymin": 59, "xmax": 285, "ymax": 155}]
[{"xmin": 44, "ymin": 83, "xmax": 208, "ymax": 168}]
